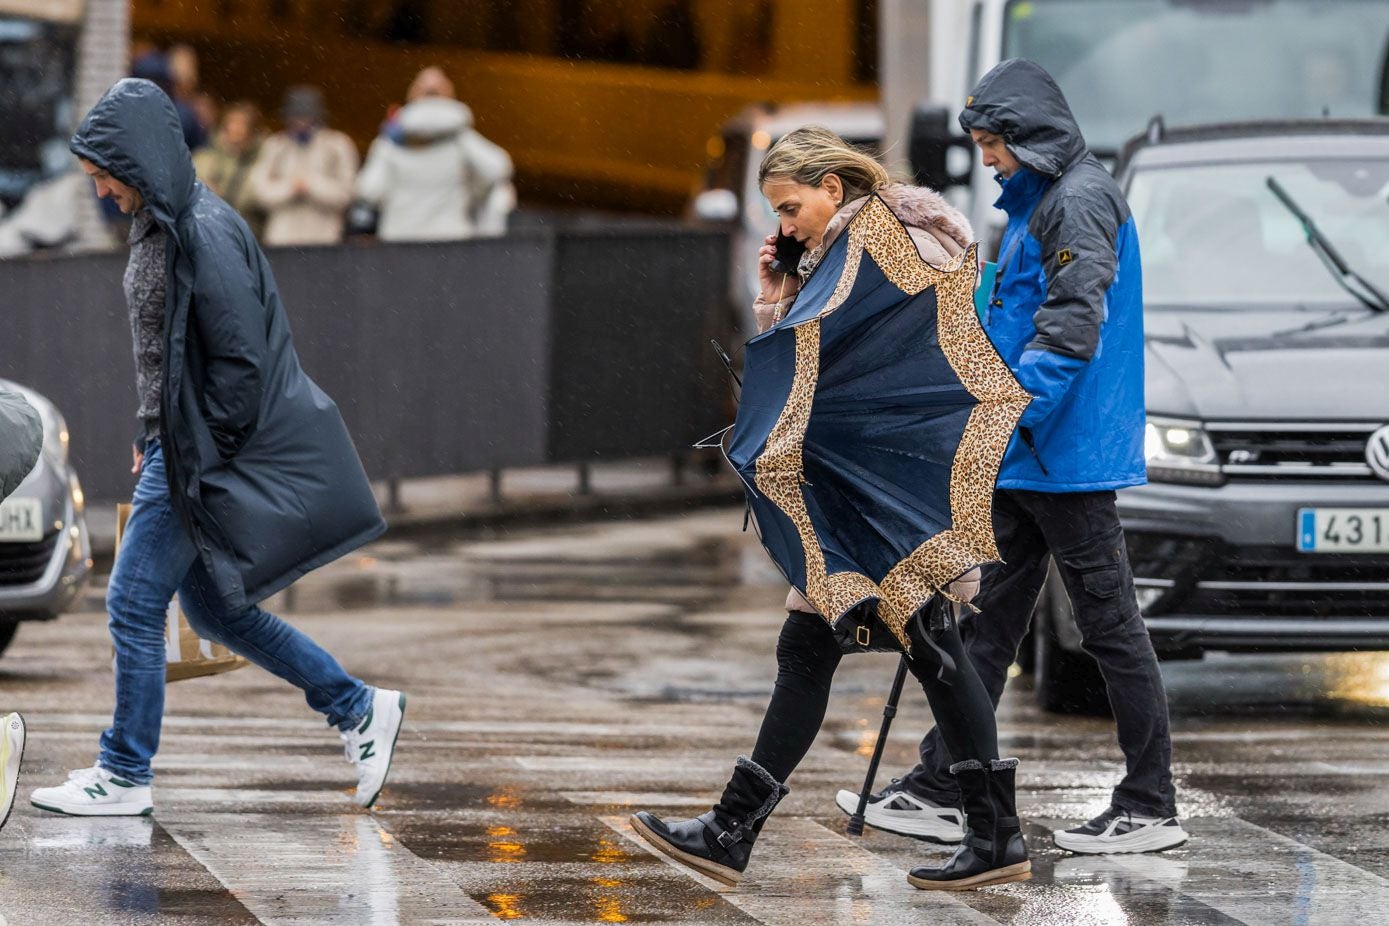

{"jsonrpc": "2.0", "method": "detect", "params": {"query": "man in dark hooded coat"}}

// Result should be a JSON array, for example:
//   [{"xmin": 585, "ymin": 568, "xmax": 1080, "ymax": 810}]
[{"xmin": 29, "ymin": 79, "xmax": 405, "ymax": 818}]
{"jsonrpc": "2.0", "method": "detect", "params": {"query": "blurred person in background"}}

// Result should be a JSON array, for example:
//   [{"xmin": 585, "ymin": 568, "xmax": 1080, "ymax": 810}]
[
  {"xmin": 355, "ymin": 66, "xmax": 514, "ymax": 241},
  {"xmin": 168, "ymin": 44, "xmax": 215, "ymax": 143},
  {"xmin": 130, "ymin": 48, "xmax": 207, "ymax": 151},
  {"xmin": 0, "ymin": 387, "xmax": 42, "ymax": 834},
  {"xmin": 195, "ymin": 102, "xmax": 266, "ymax": 239},
  {"xmin": 249, "ymin": 86, "xmax": 358, "ymax": 247}
]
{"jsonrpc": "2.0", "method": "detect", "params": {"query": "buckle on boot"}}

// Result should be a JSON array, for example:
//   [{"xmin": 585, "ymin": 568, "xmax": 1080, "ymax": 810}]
[
  {"xmin": 856, "ymin": 625, "xmax": 871, "ymax": 647},
  {"xmin": 716, "ymin": 825, "xmax": 744, "ymax": 849}
]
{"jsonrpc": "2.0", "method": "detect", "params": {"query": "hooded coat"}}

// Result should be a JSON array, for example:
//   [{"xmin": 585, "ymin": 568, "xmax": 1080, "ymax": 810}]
[
  {"xmin": 71, "ymin": 79, "xmax": 385, "ymax": 612},
  {"xmin": 0, "ymin": 387, "xmax": 41, "ymax": 500},
  {"xmin": 960, "ymin": 58, "xmax": 1146, "ymax": 492}
]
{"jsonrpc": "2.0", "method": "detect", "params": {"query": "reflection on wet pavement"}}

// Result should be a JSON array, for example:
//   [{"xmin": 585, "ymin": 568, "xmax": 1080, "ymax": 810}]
[{"xmin": 5, "ymin": 509, "xmax": 1389, "ymax": 924}]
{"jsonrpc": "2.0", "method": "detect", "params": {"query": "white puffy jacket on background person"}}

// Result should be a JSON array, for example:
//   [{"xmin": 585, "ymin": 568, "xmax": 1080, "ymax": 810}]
[{"xmin": 355, "ymin": 97, "xmax": 515, "ymax": 243}]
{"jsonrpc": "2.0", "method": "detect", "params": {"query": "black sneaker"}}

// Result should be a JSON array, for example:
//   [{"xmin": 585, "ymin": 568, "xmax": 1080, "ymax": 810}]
[
  {"xmin": 834, "ymin": 779, "xmax": 965, "ymax": 843},
  {"xmin": 1053, "ymin": 805, "xmax": 1189, "ymax": 854}
]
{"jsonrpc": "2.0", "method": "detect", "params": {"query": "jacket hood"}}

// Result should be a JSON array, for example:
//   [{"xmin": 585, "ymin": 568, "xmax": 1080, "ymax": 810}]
[
  {"xmin": 805, "ymin": 183, "xmax": 974, "ymax": 275},
  {"xmin": 70, "ymin": 79, "xmax": 195, "ymax": 228},
  {"xmin": 397, "ymin": 97, "xmax": 472, "ymax": 142},
  {"xmin": 958, "ymin": 59, "xmax": 1087, "ymax": 179}
]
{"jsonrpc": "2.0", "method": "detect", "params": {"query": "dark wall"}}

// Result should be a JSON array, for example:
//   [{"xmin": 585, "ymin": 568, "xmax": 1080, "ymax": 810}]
[{"xmin": 0, "ymin": 226, "xmax": 728, "ymax": 501}]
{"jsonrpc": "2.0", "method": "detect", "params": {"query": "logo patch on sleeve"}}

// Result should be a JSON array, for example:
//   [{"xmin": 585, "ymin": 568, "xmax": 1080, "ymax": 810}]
[{"xmin": 1057, "ymin": 248, "xmax": 1074, "ymax": 265}]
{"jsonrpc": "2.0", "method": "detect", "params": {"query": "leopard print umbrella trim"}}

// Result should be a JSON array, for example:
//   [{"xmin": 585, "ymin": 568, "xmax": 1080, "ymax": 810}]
[{"xmin": 753, "ymin": 195, "xmax": 1031, "ymax": 651}]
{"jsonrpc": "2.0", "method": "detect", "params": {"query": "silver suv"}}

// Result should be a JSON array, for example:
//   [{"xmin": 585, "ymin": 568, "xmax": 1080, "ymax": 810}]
[{"xmin": 1035, "ymin": 119, "xmax": 1389, "ymax": 712}]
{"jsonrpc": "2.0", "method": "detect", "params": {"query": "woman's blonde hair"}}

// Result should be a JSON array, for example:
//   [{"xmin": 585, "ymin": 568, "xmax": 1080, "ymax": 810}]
[{"xmin": 757, "ymin": 125, "xmax": 890, "ymax": 201}]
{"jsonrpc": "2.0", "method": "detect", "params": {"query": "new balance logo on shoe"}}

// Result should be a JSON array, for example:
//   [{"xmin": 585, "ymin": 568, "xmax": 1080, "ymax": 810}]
[
  {"xmin": 341, "ymin": 689, "xmax": 407, "ymax": 809},
  {"xmin": 31, "ymin": 765, "xmax": 153, "ymax": 817}
]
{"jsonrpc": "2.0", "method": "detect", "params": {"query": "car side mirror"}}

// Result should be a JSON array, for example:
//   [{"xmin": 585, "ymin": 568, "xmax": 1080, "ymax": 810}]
[
  {"xmin": 692, "ymin": 188, "xmax": 739, "ymax": 223},
  {"xmin": 909, "ymin": 103, "xmax": 973, "ymax": 191}
]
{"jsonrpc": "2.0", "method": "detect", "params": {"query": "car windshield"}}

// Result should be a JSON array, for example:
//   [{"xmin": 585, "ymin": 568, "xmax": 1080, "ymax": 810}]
[
  {"xmin": 1004, "ymin": 0, "xmax": 1389, "ymax": 154},
  {"xmin": 1127, "ymin": 156, "xmax": 1389, "ymax": 309}
]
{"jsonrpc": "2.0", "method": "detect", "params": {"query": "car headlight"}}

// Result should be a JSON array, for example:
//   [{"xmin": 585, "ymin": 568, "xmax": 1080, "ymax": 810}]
[
  {"xmin": 39, "ymin": 403, "xmax": 69, "ymax": 466},
  {"xmin": 1144, "ymin": 417, "xmax": 1223, "ymax": 486},
  {"xmin": 10, "ymin": 385, "xmax": 70, "ymax": 467}
]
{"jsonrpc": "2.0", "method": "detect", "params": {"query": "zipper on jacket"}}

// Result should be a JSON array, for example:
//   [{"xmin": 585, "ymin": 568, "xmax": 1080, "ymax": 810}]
[{"xmin": 1018, "ymin": 427, "xmax": 1050, "ymax": 476}]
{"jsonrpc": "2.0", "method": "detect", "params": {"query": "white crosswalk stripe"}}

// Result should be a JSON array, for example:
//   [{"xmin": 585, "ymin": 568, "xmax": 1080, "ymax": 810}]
[{"xmin": 160, "ymin": 813, "xmax": 495, "ymax": 925}]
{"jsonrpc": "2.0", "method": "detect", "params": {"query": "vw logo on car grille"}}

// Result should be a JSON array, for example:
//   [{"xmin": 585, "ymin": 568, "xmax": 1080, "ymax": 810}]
[{"xmin": 1368, "ymin": 426, "xmax": 1389, "ymax": 482}]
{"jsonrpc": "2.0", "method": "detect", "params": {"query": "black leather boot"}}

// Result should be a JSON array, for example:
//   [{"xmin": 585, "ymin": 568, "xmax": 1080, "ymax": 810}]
[
  {"xmin": 630, "ymin": 756, "xmax": 788, "ymax": 886},
  {"xmin": 907, "ymin": 758, "xmax": 1031, "ymax": 890}
]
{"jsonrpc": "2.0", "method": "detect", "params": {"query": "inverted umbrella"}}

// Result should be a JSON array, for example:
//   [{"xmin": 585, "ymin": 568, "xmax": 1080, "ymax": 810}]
[{"xmin": 727, "ymin": 195, "xmax": 1030, "ymax": 653}]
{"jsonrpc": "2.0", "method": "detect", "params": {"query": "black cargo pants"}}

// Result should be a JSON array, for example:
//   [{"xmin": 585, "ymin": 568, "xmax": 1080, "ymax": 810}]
[{"xmin": 898, "ymin": 489, "xmax": 1178, "ymax": 818}]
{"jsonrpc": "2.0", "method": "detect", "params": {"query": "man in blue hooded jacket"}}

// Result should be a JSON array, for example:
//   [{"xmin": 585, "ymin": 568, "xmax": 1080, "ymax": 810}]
[
  {"xmin": 29, "ymin": 79, "xmax": 406, "ymax": 818},
  {"xmin": 837, "ymin": 59, "xmax": 1185, "ymax": 854}
]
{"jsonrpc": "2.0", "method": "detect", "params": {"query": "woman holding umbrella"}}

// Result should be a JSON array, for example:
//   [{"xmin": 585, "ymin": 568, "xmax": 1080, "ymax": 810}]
[{"xmin": 630, "ymin": 127, "xmax": 1032, "ymax": 891}]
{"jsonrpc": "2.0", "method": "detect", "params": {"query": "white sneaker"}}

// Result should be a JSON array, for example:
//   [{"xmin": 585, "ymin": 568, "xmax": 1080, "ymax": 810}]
[
  {"xmin": 835, "ymin": 779, "xmax": 965, "ymax": 843},
  {"xmin": 30, "ymin": 764, "xmax": 153, "ymax": 817},
  {"xmin": 1053, "ymin": 805, "xmax": 1189, "ymax": 854},
  {"xmin": 342, "ymin": 688, "xmax": 406, "ymax": 808},
  {"xmin": 2, "ymin": 712, "xmax": 25, "ymax": 831}
]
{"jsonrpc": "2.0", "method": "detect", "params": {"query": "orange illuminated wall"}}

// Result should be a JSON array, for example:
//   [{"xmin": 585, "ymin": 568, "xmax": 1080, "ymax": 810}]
[{"xmin": 131, "ymin": 0, "xmax": 878, "ymax": 213}]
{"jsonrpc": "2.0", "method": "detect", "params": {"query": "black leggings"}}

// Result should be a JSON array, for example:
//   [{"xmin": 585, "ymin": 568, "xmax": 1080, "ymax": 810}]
[{"xmin": 749, "ymin": 610, "xmax": 999, "ymax": 785}]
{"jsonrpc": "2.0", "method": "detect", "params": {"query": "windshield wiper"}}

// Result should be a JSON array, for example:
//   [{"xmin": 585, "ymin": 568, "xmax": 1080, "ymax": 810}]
[{"xmin": 1265, "ymin": 176, "xmax": 1389, "ymax": 314}]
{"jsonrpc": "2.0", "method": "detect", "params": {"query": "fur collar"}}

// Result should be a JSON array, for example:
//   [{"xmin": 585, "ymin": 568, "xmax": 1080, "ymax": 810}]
[{"xmin": 800, "ymin": 183, "xmax": 974, "ymax": 278}]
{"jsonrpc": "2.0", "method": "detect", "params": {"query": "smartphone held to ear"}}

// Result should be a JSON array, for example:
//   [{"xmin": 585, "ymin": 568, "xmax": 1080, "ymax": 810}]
[{"xmin": 769, "ymin": 230, "xmax": 806, "ymax": 275}]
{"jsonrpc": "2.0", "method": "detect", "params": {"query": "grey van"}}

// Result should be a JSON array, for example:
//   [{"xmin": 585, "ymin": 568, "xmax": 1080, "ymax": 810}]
[{"xmin": 1035, "ymin": 119, "xmax": 1389, "ymax": 712}]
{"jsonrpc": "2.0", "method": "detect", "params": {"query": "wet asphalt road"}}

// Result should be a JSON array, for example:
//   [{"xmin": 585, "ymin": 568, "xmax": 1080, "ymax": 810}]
[{"xmin": 2, "ymin": 507, "xmax": 1389, "ymax": 925}]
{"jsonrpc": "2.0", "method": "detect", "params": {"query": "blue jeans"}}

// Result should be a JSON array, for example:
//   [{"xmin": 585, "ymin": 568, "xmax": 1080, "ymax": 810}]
[{"xmin": 99, "ymin": 440, "xmax": 372, "ymax": 785}]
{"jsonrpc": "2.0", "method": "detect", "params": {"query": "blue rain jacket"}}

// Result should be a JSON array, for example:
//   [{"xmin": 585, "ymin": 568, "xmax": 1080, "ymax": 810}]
[{"xmin": 963, "ymin": 59, "xmax": 1146, "ymax": 492}]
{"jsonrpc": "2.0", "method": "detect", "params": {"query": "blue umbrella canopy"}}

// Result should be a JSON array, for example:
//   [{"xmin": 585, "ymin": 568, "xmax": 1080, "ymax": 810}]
[{"xmin": 728, "ymin": 195, "xmax": 1030, "ymax": 652}]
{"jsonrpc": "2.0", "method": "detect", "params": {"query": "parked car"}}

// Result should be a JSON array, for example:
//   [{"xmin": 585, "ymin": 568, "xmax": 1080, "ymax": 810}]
[
  {"xmin": 0, "ymin": 379, "xmax": 91, "ymax": 656},
  {"xmin": 689, "ymin": 102, "xmax": 884, "ymax": 337},
  {"xmin": 1033, "ymin": 118, "xmax": 1389, "ymax": 713}
]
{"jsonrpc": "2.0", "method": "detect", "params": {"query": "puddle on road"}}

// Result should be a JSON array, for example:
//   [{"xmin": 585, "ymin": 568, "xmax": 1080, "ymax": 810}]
[
  {"xmin": 376, "ymin": 781, "xmax": 572, "ymax": 814},
  {"xmin": 393, "ymin": 817, "xmax": 650, "ymax": 865},
  {"xmin": 275, "ymin": 535, "xmax": 768, "ymax": 614},
  {"xmin": 475, "ymin": 874, "xmax": 738, "ymax": 924}
]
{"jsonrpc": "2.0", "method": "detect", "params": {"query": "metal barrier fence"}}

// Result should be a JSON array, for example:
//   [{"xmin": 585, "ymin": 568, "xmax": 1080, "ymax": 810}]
[{"xmin": 0, "ymin": 225, "xmax": 731, "ymax": 502}]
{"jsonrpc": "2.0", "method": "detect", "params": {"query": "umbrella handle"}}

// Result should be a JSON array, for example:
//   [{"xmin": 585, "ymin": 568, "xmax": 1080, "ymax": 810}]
[{"xmin": 847, "ymin": 656, "xmax": 911, "ymax": 836}]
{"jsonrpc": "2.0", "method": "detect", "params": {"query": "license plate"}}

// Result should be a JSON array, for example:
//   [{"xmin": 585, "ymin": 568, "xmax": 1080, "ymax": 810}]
[
  {"xmin": 1297, "ymin": 508, "xmax": 1389, "ymax": 553},
  {"xmin": 0, "ymin": 498, "xmax": 43, "ymax": 543}
]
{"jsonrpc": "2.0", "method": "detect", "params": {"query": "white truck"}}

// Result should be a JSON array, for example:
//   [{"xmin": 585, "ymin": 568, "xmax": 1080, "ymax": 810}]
[{"xmin": 902, "ymin": 0, "xmax": 1389, "ymax": 250}]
